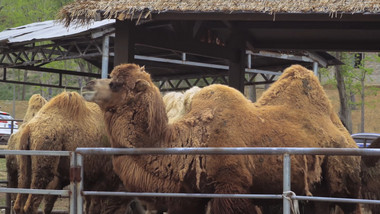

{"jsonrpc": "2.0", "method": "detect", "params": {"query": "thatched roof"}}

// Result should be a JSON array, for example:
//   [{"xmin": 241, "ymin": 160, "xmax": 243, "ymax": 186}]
[{"xmin": 59, "ymin": 0, "xmax": 380, "ymax": 26}]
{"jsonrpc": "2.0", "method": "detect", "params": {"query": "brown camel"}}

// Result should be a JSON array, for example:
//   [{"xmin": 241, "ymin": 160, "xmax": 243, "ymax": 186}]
[
  {"xmin": 82, "ymin": 64, "xmax": 361, "ymax": 214},
  {"xmin": 5, "ymin": 94, "xmax": 59, "ymax": 214},
  {"xmin": 7, "ymin": 94, "xmax": 47, "ymax": 191},
  {"xmin": 13, "ymin": 91, "xmax": 135, "ymax": 214},
  {"xmin": 361, "ymin": 137, "xmax": 380, "ymax": 214}
]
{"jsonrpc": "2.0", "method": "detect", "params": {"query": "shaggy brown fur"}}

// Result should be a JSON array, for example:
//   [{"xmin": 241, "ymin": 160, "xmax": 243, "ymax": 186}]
[
  {"xmin": 13, "ymin": 92, "xmax": 133, "ymax": 214},
  {"xmin": 82, "ymin": 64, "xmax": 361, "ymax": 214},
  {"xmin": 361, "ymin": 137, "xmax": 380, "ymax": 214}
]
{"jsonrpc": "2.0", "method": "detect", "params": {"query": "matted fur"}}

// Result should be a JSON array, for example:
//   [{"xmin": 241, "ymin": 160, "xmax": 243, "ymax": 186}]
[
  {"xmin": 163, "ymin": 91, "xmax": 185, "ymax": 124},
  {"xmin": 163, "ymin": 86, "xmax": 201, "ymax": 124},
  {"xmin": 82, "ymin": 64, "xmax": 361, "ymax": 214},
  {"xmin": 13, "ymin": 92, "xmax": 133, "ymax": 214}
]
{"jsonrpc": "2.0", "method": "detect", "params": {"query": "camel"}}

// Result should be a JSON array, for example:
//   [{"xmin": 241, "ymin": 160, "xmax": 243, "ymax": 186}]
[
  {"xmin": 7, "ymin": 94, "xmax": 47, "ymax": 191},
  {"xmin": 5, "ymin": 94, "xmax": 59, "ymax": 214},
  {"xmin": 6, "ymin": 94, "xmax": 76, "ymax": 214},
  {"xmin": 81, "ymin": 63, "xmax": 361, "ymax": 214},
  {"xmin": 360, "ymin": 137, "xmax": 380, "ymax": 214},
  {"xmin": 13, "ymin": 91, "xmax": 136, "ymax": 214},
  {"xmin": 12, "ymin": 89, "xmax": 200, "ymax": 214}
]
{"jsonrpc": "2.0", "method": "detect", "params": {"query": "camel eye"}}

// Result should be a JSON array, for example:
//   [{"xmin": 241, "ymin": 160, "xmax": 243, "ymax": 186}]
[{"xmin": 109, "ymin": 81, "xmax": 122, "ymax": 92}]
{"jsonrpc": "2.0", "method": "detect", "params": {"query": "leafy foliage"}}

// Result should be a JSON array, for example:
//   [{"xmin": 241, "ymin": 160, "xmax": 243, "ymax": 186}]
[
  {"xmin": 0, "ymin": 0, "xmax": 101, "ymax": 100},
  {"xmin": 0, "ymin": 0, "xmax": 73, "ymax": 31},
  {"xmin": 320, "ymin": 52, "xmax": 380, "ymax": 132}
]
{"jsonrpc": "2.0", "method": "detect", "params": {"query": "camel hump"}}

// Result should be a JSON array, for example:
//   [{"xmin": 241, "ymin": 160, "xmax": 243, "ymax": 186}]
[
  {"xmin": 41, "ymin": 91, "xmax": 90, "ymax": 118},
  {"xmin": 23, "ymin": 94, "xmax": 47, "ymax": 123},
  {"xmin": 28, "ymin": 94, "xmax": 47, "ymax": 108},
  {"xmin": 256, "ymin": 64, "xmax": 332, "ymax": 114}
]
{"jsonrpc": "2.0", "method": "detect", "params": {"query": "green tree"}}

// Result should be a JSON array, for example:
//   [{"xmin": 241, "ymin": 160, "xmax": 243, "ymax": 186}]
[
  {"xmin": 321, "ymin": 52, "xmax": 379, "ymax": 133},
  {"xmin": 334, "ymin": 52, "xmax": 353, "ymax": 133},
  {"xmin": 0, "ymin": 0, "xmax": 73, "ymax": 31},
  {"xmin": 0, "ymin": 0, "xmax": 92, "ymax": 101},
  {"xmin": 353, "ymin": 55, "xmax": 379, "ymax": 132}
]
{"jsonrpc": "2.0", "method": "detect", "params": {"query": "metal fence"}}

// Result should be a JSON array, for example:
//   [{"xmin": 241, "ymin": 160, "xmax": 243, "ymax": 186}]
[
  {"xmin": 1, "ymin": 147, "xmax": 380, "ymax": 214},
  {"xmin": 0, "ymin": 150, "xmax": 73, "ymax": 214}
]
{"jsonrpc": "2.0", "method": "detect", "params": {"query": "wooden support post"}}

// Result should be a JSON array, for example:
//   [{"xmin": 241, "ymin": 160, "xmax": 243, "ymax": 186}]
[
  {"xmin": 114, "ymin": 20, "xmax": 135, "ymax": 66},
  {"xmin": 228, "ymin": 29, "xmax": 246, "ymax": 93}
]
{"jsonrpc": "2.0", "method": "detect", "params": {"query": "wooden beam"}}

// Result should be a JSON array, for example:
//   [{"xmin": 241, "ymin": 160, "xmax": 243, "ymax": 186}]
[
  {"xmin": 228, "ymin": 27, "xmax": 246, "ymax": 93},
  {"xmin": 114, "ymin": 20, "xmax": 136, "ymax": 66},
  {"xmin": 250, "ymin": 40, "xmax": 380, "ymax": 51},
  {"xmin": 234, "ymin": 21, "xmax": 380, "ymax": 30},
  {"xmin": 15, "ymin": 66, "xmax": 100, "ymax": 78},
  {"xmin": 135, "ymin": 27, "xmax": 235, "ymax": 60}
]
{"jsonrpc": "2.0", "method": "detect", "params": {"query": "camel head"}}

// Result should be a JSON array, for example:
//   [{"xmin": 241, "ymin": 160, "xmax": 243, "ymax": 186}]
[{"xmin": 82, "ymin": 63, "xmax": 153, "ymax": 110}]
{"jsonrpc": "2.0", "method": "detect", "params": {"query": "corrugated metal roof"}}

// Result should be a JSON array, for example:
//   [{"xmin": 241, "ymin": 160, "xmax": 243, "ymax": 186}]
[{"xmin": 0, "ymin": 19, "xmax": 115, "ymax": 45}]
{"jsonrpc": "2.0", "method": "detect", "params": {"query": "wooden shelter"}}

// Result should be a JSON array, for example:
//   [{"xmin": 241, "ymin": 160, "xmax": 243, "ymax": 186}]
[
  {"xmin": 58, "ymin": 0, "xmax": 380, "ymax": 92},
  {"xmin": 0, "ymin": 20, "xmax": 339, "ymax": 91}
]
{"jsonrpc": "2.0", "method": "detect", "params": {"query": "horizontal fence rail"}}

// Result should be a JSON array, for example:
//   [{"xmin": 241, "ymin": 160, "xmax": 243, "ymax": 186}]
[
  {"xmin": 0, "ymin": 150, "xmax": 71, "ymax": 156},
  {"xmin": 76, "ymin": 147, "xmax": 380, "ymax": 156}
]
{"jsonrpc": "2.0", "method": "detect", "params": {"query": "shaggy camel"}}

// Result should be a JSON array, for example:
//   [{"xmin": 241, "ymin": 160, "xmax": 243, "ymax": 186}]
[
  {"xmin": 6, "ymin": 94, "xmax": 53, "ymax": 213},
  {"xmin": 13, "ymin": 89, "xmax": 198, "ymax": 214},
  {"xmin": 13, "ymin": 92, "xmax": 136, "ymax": 214},
  {"xmin": 7, "ymin": 94, "xmax": 47, "ymax": 191},
  {"xmin": 361, "ymin": 137, "xmax": 380, "ymax": 214},
  {"xmin": 82, "ymin": 64, "xmax": 361, "ymax": 214},
  {"xmin": 5, "ymin": 94, "xmax": 60, "ymax": 213}
]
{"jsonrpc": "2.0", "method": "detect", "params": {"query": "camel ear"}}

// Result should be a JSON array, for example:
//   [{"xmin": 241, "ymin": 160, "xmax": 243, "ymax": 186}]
[{"xmin": 134, "ymin": 79, "xmax": 149, "ymax": 92}]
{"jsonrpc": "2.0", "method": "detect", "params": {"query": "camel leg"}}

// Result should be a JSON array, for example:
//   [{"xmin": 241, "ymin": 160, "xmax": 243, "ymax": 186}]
[
  {"xmin": 166, "ymin": 197, "xmax": 208, "ymax": 214},
  {"xmin": 324, "ymin": 156, "xmax": 361, "ymax": 214},
  {"xmin": 6, "ymin": 157, "xmax": 18, "ymax": 200},
  {"xmin": 23, "ymin": 155, "xmax": 60, "ymax": 214},
  {"xmin": 87, "ymin": 196, "xmax": 101, "ymax": 214},
  {"xmin": 43, "ymin": 177, "xmax": 62, "ymax": 214},
  {"xmin": 209, "ymin": 183, "xmax": 258, "ymax": 214},
  {"xmin": 14, "ymin": 127, "xmax": 31, "ymax": 214},
  {"xmin": 14, "ymin": 154, "xmax": 30, "ymax": 214}
]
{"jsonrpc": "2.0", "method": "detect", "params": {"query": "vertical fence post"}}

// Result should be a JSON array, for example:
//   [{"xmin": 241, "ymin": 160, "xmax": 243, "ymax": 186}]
[
  {"xmin": 69, "ymin": 152, "xmax": 77, "ymax": 214},
  {"xmin": 101, "ymin": 35, "xmax": 110, "ymax": 79},
  {"xmin": 5, "ymin": 171, "xmax": 11, "ymax": 214},
  {"xmin": 283, "ymin": 153, "xmax": 291, "ymax": 214},
  {"xmin": 77, "ymin": 153, "xmax": 84, "ymax": 214}
]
